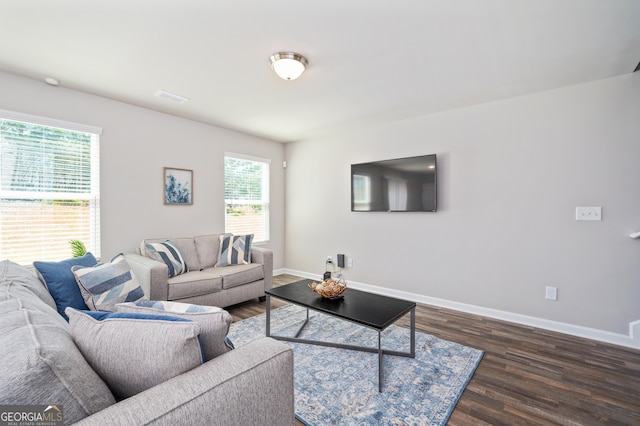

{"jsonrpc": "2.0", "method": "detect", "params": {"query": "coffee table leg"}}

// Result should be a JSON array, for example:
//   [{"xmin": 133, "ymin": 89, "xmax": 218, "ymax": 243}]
[
  {"xmin": 293, "ymin": 308, "xmax": 310, "ymax": 338},
  {"xmin": 378, "ymin": 331, "xmax": 383, "ymax": 392},
  {"xmin": 266, "ymin": 295, "xmax": 271, "ymax": 337},
  {"xmin": 410, "ymin": 306, "xmax": 416, "ymax": 357}
]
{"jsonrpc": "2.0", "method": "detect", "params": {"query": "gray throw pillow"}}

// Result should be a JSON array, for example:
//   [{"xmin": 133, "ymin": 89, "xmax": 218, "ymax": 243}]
[
  {"xmin": 116, "ymin": 300, "xmax": 234, "ymax": 360},
  {"xmin": 0, "ymin": 259, "xmax": 57, "ymax": 309},
  {"xmin": 0, "ymin": 277, "xmax": 116, "ymax": 425},
  {"xmin": 66, "ymin": 308, "xmax": 203, "ymax": 400}
]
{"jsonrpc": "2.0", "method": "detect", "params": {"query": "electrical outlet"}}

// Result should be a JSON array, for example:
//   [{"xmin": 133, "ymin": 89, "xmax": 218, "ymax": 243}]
[
  {"xmin": 576, "ymin": 207, "xmax": 602, "ymax": 221},
  {"xmin": 347, "ymin": 257, "xmax": 353, "ymax": 268},
  {"xmin": 545, "ymin": 286, "xmax": 558, "ymax": 301}
]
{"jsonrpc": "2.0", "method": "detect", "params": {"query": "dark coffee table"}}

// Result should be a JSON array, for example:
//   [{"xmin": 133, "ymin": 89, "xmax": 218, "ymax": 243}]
[{"xmin": 265, "ymin": 279, "xmax": 416, "ymax": 392}]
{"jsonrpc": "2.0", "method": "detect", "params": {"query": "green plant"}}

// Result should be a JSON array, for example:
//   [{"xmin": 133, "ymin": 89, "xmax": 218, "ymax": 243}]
[{"xmin": 69, "ymin": 239, "xmax": 87, "ymax": 258}]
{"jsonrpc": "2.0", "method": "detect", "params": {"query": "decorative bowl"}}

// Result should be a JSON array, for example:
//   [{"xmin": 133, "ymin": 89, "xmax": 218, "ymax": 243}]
[{"xmin": 308, "ymin": 278, "xmax": 347, "ymax": 299}]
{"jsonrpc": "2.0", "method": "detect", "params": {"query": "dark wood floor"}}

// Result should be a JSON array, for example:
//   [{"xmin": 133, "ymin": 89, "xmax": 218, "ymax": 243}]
[{"xmin": 226, "ymin": 274, "xmax": 640, "ymax": 425}]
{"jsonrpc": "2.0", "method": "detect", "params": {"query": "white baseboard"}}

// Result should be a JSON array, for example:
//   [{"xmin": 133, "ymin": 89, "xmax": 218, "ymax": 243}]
[
  {"xmin": 273, "ymin": 268, "xmax": 288, "ymax": 276},
  {"xmin": 277, "ymin": 269, "xmax": 640, "ymax": 350}
]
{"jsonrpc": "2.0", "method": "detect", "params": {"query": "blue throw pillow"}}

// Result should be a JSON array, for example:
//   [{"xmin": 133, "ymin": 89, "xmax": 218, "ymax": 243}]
[
  {"xmin": 78, "ymin": 310, "xmax": 193, "ymax": 323},
  {"xmin": 33, "ymin": 253, "xmax": 98, "ymax": 321}
]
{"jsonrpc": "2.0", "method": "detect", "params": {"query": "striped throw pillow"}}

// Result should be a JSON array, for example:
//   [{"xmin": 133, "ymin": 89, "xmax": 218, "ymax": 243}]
[
  {"xmin": 71, "ymin": 253, "xmax": 147, "ymax": 311},
  {"xmin": 143, "ymin": 240, "xmax": 188, "ymax": 277},
  {"xmin": 215, "ymin": 234, "xmax": 253, "ymax": 267}
]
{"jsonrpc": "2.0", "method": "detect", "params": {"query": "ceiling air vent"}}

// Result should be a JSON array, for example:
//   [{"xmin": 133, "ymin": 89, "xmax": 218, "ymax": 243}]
[{"xmin": 154, "ymin": 90, "xmax": 189, "ymax": 104}]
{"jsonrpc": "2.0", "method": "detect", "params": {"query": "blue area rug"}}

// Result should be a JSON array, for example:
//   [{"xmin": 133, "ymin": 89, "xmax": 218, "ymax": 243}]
[{"xmin": 228, "ymin": 304, "xmax": 483, "ymax": 425}]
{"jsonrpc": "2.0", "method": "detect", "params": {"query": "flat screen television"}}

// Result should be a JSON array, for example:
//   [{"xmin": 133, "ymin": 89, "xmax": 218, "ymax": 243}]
[{"xmin": 351, "ymin": 154, "xmax": 437, "ymax": 212}]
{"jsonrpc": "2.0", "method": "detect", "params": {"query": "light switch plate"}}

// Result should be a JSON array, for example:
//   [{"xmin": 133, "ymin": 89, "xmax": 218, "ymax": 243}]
[{"xmin": 576, "ymin": 207, "xmax": 602, "ymax": 221}]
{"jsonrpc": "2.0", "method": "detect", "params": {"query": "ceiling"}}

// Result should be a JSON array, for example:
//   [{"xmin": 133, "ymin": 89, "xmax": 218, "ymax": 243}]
[{"xmin": 1, "ymin": 1, "xmax": 639, "ymax": 143}]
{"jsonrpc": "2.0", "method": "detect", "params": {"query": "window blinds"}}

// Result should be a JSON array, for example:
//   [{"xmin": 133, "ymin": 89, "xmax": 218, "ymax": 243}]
[
  {"xmin": 0, "ymin": 112, "xmax": 100, "ymax": 264},
  {"xmin": 224, "ymin": 154, "xmax": 270, "ymax": 242}
]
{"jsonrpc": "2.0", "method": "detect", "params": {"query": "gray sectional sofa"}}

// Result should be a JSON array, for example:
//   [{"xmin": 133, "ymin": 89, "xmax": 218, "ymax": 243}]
[
  {"xmin": 125, "ymin": 234, "xmax": 273, "ymax": 308},
  {"xmin": 0, "ymin": 259, "xmax": 294, "ymax": 425}
]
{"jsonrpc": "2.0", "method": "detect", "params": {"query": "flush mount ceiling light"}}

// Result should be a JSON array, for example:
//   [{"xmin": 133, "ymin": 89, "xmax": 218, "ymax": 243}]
[{"xmin": 269, "ymin": 52, "xmax": 308, "ymax": 80}]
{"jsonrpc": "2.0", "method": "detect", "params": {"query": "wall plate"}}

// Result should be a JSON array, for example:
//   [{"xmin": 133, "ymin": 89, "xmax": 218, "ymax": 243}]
[{"xmin": 576, "ymin": 207, "xmax": 602, "ymax": 221}]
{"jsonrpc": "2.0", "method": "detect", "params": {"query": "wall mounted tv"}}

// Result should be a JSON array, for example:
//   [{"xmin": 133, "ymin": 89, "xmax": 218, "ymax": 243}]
[{"xmin": 351, "ymin": 154, "xmax": 437, "ymax": 212}]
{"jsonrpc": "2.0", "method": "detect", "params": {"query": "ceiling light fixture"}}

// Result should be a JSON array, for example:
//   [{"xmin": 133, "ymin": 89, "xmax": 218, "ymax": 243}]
[{"xmin": 269, "ymin": 52, "xmax": 308, "ymax": 80}]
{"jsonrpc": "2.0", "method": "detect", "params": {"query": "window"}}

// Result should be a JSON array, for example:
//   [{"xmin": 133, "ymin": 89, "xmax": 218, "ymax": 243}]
[
  {"xmin": 0, "ymin": 110, "xmax": 101, "ymax": 264},
  {"xmin": 224, "ymin": 153, "xmax": 270, "ymax": 242},
  {"xmin": 352, "ymin": 174, "xmax": 371, "ymax": 211}
]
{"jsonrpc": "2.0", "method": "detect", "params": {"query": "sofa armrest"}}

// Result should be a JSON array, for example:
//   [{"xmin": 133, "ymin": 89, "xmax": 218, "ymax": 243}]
[
  {"xmin": 74, "ymin": 337, "xmax": 294, "ymax": 426},
  {"xmin": 251, "ymin": 246, "xmax": 273, "ymax": 291},
  {"xmin": 124, "ymin": 254, "xmax": 169, "ymax": 300}
]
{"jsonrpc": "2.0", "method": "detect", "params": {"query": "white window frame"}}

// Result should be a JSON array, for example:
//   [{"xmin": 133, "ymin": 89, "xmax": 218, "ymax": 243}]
[
  {"xmin": 0, "ymin": 109, "xmax": 101, "ymax": 264},
  {"xmin": 224, "ymin": 152, "xmax": 270, "ymax": 243}
]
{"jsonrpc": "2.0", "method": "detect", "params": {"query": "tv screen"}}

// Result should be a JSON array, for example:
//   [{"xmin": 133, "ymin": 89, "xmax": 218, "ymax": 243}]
[{"xmin": 351, "ymin": 154, "xmax": 437, "ymax": 212}]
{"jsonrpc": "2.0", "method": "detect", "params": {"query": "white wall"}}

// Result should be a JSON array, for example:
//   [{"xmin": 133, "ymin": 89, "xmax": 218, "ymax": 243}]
[
  {"xmin": 0, "ymin": 71, "xmax": 286, "ymax": 269},
  {"xmin": 4, "ymin": 68, "xmax": 639, "ymax": 344},
  {"xmin": 285, "ymin": 73, "xmax": 640, "ymax": 342}
]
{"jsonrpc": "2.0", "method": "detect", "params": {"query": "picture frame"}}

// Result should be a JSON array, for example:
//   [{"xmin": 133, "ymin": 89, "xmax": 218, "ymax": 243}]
[{"xmin": 164, "ymin": 167, "xmax": 193, "ymax": 205}]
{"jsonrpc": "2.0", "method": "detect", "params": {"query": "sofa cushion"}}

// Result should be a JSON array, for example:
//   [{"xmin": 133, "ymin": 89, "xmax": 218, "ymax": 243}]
[
  {"xmin": 0, "ymin": 263, "xmax": 116, "ymax": 424},
  {"xmin": 0, "ymin": 259, "xmax": 56, "ymax": 310},
  {"xmin": 71, "ymin": 253, "xmax": 147, "ymax": 311},
  {"xmin": 117, "ymin": 300, "xmax": 234, "ymax": 360},
  {"xmin": 143, "ymin": 240, "xmax": 189, "ymax": 278},
  {"xmin": 215, "ymin": 234, "xmax": 254, "ymax": 267},
  {"xmin": 167, "ymin": 270, "xmax": 223, "ymax": 300},
  {"xmin": 216, "ymin": 263, "xmax": 265, "ymax": 290},
  {"xmin": 194, "ymin": 234, "xmax": 228, "ymax": 269},
  {"xmin": 33, "ymin": 253, "xmax": 97, "ymax": 320},
  {"xmin": 66, "ymin": 308, "xmax": 203, "ymax": 401}
]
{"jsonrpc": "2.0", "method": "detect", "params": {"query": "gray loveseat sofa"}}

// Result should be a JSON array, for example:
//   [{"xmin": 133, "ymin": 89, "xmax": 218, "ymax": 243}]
[
  {"xmin": 125, "ymin": 234, "xmax": 273, "ymax": 308},
  {"xmin": 0, "ymin": 260, "xmax": 294, "ymax": 425}
]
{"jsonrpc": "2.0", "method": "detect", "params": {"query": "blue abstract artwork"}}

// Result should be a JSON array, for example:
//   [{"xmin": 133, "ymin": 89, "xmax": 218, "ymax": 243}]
[{"xmin": 164, "ymin": 167, "xmax": 192, "ymax": 205}]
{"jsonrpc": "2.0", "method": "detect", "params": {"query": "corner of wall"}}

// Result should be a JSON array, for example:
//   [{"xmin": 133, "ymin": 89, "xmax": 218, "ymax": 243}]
[{"xmin": 630, "ymin": 320, "xmax": 640, "ymax": 346}]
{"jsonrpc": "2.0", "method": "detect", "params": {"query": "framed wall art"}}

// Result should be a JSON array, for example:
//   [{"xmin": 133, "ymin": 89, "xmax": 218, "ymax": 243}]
[{"xmin": 164, "ymin": 167, "xmax": 193, "ymax": 205}]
